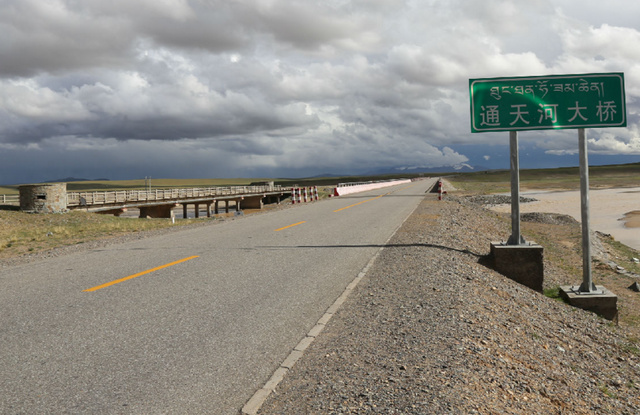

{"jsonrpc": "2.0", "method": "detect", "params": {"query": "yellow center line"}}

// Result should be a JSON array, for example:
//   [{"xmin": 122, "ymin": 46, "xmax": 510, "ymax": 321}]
[
  {"xmin": 384, "ymin": 182, "xmax": 418, "ymax": 195},
  {"xmin": 83, "ymin": 255, "xmax": 199, "ymax": 292},
  {"xmin": 275, "ymin": 221, "xmax": 307, "ymax": 231},
  {"xmin": 333, "ymin": 195, "xmax": 383, "ymax": 212}
]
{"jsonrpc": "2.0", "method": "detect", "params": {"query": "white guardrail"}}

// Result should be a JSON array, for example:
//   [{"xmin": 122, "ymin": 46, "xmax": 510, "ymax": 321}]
[{"xmin": 334, "ymin": 179, "xmax": 412, "ymax": 196}]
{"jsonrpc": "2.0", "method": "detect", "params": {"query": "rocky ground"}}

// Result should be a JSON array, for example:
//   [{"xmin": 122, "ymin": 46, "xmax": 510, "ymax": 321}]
[{"xmin": 256, "ymin": 194, "xmax": 640, "ymax": 414}]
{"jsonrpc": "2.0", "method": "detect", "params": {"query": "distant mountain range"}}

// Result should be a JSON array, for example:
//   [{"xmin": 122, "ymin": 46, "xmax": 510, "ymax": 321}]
[{"xmin": 363, "ymin": 164, "xmax": 488, "ymax": 176}]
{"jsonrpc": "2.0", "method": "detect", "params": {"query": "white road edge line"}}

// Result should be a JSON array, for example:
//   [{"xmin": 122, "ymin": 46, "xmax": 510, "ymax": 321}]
[
  {"xmin": 241, "ymin": 249, "xmax": 379, "ymax": 415},
  {"xmin": 241, "ymin": 185, "xmax": 428, "ymax": 415}
]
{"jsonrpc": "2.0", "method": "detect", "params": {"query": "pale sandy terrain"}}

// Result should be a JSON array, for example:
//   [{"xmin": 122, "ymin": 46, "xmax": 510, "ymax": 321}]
[{"xmin": 491, "ymin": 187, "xmax": 640, "ymax": 251}]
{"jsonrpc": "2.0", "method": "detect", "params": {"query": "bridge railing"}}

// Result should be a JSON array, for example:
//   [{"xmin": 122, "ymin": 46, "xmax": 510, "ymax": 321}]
[
  {"xmin": 66, "ymin": 185, "xmax": 283, "ymax": 207},
  {"xmin": 0, "ymin": 194, "xmax": 20, "ymax": 205},
  {"xmin": 337, "ymin": 180, "xmax": 404, "ymax": 188}
]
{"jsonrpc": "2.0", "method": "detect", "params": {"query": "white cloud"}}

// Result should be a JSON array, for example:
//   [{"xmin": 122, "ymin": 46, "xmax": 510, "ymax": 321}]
[
  {"xmin": 0, "ymin": 0, "xmax": 639, "ymax": 183},
  {"xmin": 588, "ymin": 127, "xmax": 640, "ymax": 155}
]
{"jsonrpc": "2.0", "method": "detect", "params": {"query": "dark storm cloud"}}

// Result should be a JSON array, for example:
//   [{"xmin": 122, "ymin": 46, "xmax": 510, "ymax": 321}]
[{"xmin": 1, "ymin": 0, "xmax": 639, "ymax": 185}]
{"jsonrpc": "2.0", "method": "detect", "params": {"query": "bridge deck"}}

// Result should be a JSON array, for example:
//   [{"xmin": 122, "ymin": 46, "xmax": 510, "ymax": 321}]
[{"xmin": 67, "ymin": 185, "xmax": 289, "ymax": 212}]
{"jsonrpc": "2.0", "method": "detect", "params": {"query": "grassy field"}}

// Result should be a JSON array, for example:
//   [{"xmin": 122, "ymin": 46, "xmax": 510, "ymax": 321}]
[
  {"xmin": 448, "ymin": 162, "xmax": 640, "ymax": 194},
  {"xmin": 0, "ymin": 210, "xmax": 187, "ymax": 260}
]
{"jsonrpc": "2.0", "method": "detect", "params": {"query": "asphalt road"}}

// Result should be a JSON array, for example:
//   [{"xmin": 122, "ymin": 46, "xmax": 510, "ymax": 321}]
[{"xmin": 0, "ymin": 178, "xmax": 435, "ymax": 414}]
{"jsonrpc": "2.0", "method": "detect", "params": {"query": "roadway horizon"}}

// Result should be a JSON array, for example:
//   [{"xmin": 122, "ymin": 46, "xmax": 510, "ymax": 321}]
[{"xmin": 3, "ymin": 158, "xmax": 640, "ymax": 188}]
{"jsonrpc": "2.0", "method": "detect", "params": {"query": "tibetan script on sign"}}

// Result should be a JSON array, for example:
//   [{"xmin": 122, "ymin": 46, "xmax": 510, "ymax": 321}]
[{"xmin": 469, "ymin": 73, "xmax": 626, "ymax": 133}]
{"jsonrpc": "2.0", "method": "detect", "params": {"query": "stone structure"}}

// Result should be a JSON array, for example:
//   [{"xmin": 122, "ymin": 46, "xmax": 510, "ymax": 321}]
[{"xmin": 19, "ymin": 183, "xmax": 68, "ymax": 213}]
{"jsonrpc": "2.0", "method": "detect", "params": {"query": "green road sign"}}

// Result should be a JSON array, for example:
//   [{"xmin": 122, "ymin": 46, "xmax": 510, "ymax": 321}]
[{"xmin": 469, "ymin": 73, "xmax": 626, "ymax": 133}]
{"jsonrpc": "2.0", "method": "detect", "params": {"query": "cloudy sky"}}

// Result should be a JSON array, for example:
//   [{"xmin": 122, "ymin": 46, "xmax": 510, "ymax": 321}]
[{"xmin": 1, "ymin": 0, "xmax": 639, "ymax": 184}]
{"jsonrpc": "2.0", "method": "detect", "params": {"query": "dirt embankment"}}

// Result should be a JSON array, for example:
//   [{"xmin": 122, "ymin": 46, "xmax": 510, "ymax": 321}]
[
  {"xmin": 622, "ymin": 211, "xmax": 640, "ymax": 228},
  {"xmin": 489, "ymin": 187, "xmax": 640, "ymax": 251},
  {"xmin": 257, "ymin": 194, "xmax": 640, "ymax": 414}
]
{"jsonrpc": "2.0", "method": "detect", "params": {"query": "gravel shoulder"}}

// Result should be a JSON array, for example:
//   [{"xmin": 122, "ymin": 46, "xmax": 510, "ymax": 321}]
[{"xmin": 256, "ymin": 194, "xmax": 640, "ymax": 414}]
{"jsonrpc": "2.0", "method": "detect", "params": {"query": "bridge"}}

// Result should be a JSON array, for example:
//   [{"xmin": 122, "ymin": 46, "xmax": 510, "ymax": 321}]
[
  {"xmin": 13, "ymin": 183, "xmax": 292, "ymax": 218},
  {"xmin": 3, "ymin": 179, "xmax": 419, "ymax": 218}
]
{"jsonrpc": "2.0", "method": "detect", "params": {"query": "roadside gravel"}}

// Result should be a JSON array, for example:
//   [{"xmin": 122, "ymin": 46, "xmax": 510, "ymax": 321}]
[{"xmin": 256, "ymin": 194, "xmax": 640, "ymax": 414}]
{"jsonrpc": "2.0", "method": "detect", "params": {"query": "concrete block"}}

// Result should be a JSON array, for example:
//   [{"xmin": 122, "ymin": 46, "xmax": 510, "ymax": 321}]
[
  {"xmin": 317, "ymin": 313, "xmax": 332, "ymax": 325},
  {"xmin": 263, "ymin": 367, "xmax": 289, "ymax": 391},
  {"xmin": 281, "ymin": 350, "xmax": 303, "ymax": 369},
  {"xmin": 242, "ymin": 388, "xmax": 271, "ymax": 415},
  {"xmin": 490, "ymin": 242, "xmax": 544, "ymax": 292},
  {"xmin": 307, "ymin": 323, "xmax": 325, "ymax": 338},
  {"xmin": 559, "ymin": 285, "xmax": 618, "ymax": 320},
  {"xmin": 294, "ymin": 336, "xmax": 314, "ymax": 352}
]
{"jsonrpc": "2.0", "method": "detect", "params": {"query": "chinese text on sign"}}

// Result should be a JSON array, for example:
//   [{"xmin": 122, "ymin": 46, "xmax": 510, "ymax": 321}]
[{"xmin": 469, "ymin": 73, "xmax": 626, "ymax": 133}]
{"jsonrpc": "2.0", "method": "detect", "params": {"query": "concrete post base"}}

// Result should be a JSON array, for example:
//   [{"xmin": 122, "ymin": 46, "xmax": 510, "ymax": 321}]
[
  {"xmin": 559, "ymin": 285, "xmax": 618, "ymax": 320},
  {"xmin": 490, "ymin": 242, "xmax": 544, "ymax": 292}
]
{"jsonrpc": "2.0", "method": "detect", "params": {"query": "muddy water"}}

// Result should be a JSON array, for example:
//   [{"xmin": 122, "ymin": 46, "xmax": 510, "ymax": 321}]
[{"xmin": 491, "ymin": 187, "xmax": 640, "ymax": 251}]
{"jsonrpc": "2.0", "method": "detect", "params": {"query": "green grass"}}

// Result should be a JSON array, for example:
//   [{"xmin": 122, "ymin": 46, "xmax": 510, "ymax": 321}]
[
  {"xmin": 543, "ymin": 286, "xmax": 562, "ymax": 300},
  {"xmin": 521, "ymin": 222, "xmax": 583, "ymax": 279},
  {"xmin": 598, "ymin": 383, "xmax": 618, "ymax": 399}
]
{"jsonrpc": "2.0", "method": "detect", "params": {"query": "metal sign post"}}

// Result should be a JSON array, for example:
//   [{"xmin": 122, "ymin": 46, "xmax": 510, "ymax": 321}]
[
  {"xmin": 577, "ymin": 128, "xmax": 601, "ymax": 294},
  {"xmin": 507, "ymin": 131, "xmax": 525, "ymax": 245}
]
